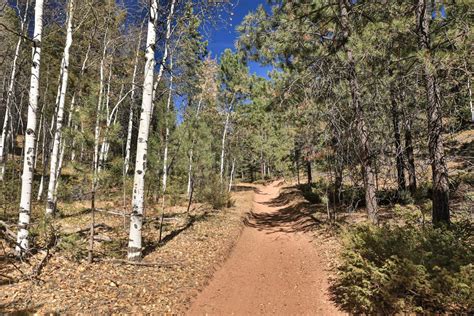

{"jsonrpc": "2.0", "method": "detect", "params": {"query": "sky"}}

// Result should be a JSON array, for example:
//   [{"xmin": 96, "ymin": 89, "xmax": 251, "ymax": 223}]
[{"xmin": 205, "ymin": 0, "xmax": 273, "ymax": 79}]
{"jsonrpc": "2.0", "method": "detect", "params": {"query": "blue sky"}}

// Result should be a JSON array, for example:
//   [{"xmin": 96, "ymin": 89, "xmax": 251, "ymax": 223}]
[{"xmin": 206, "ymin": 0, "xmax": 273, "ymax": 79}]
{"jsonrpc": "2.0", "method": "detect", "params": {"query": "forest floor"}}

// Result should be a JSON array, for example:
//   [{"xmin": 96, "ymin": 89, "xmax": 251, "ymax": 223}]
[
  {"xmin": 1, "ymin": 180, "xmax": 344, "ymax": 314},
  {"xmin": 188, "ymin": 180, "xmax": 343, "ymax": 315},
  {"xmin": 1, "ymin": 185, "xmax": 255, "ymax": 313}
]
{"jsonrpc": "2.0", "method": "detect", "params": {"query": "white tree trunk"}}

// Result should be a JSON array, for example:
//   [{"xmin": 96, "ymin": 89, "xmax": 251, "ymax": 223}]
[
  {"xmin": 468, "ymin": 73, "xmax": 473, "ymax": 123},
  {"xmin": 158, "ymin": 56, "xmax": 174, "ymax": 241},
  {"xmin": 16, "ymin": 0, "xmax": 45, "ymax": 255},
  {"xmin": 128, "ymin": 0, "xmax": 161, "ymax": 261},
  {"xmin": 98, "ymin": 68, "xmax": 113, "ymax": 172},
  {"xmin": 93, "ymin": 29, "xmax": 109, "ymax": 181},
  {"xmin": 187, "ymin": 97, "xmax": 203, "ymax": 196},
  {"xmin": 37, "ymin": 116, "xmax": 47, "ymax": 201},
  {"xmin": 187, "ymin": 148, "xmax": 193, "ymax": 196},
  {"xmin": 37, "ymin": 174, "xmax": 44, "ymax": 201},
  {"xmin": 33, "ymin": 104, "xmax": 45, "ymax": 170},
  {"xmin": 128, "ymin": 0, "xmax": 175, "ymax": 261},
  {"xmin": 0, "ymin": 0, "xmax": 29, "ymax": 181},
  {"xmin": 228, "ymin": 158, "xmax": 235, "ymax": 192},
  {"xmin": 162, "ymin": 56, "xmax": 173, "ymax": 195},
  {"xmin": 124, "ymin": 28, "xmax": 143, "ymax": 175},
  {"xmin": 220, "ymin": 111, "xmax": 230, "ymax": 182},
  {"xmin": 0, "ymin": 105, "xmax": 11, "ymax": 180},
  {"xmin": 151, "ymin": 0, "xmax": 175, "ymax": 103},
  {"xmin": 46, "ymin": 0, "xmax": 74, "ymax": 215}
]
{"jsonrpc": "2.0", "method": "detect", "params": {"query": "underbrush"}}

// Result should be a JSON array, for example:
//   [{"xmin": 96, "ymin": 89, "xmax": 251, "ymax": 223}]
[
  {"xmin": 330, "ymin": 221, "xmax": 474, "ymax": 314},
  {"xmin": 195, "ymin": 176, "xmax": 234, "ymax": 210}
]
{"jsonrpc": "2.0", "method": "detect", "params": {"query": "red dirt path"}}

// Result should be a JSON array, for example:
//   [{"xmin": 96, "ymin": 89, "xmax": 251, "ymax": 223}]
[{"xmin": 188, "ymin": 181, "xmax": 344, "ymax": 315}]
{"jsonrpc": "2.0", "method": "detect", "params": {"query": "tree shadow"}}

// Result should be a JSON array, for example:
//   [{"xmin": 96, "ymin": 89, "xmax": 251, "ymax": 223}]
[
  {"xmin": 142, "ymin": 211, "xmax": 212, "ymax": 257},
  {"xmin": 0, "ymin": 303, "xmax": 43, "ymax": 315},
  {"xmin": 58, "ymin": 207, "xmax": 91, "ymax": 219},
  {"xmin": 259, "ymin": 186, "xmax": 303, "ymax": 207},
  {"xmin": 244, "ymin": 188, "xmax": 324, "ymax": 234},
  {"xmin": 230, "ymin": 185, "xmax": 255, "ymax": 192}
]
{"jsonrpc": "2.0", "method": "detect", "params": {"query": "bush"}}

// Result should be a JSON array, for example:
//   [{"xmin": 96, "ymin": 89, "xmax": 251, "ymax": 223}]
[
  {"xmin": 330, "ymin": 222, "xmax": 474, "ymax": 314},
  {"xmin": 298, "ymin": 183, "xmax": 322, "ymax": 204},
  {"xmin": 57, "ymin": 233, "xmax": 87, "ymax": 262},
  {"xmin": 197, "ymin": 176, "xmax": 234, "ymax": 210}
]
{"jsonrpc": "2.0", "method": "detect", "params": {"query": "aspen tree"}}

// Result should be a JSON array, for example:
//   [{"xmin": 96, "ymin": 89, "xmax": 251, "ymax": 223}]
[
  {"xmin": 124, "ymin": 28, "xmax": 143, "ymax": 175},
  {"xmin": 16, "ymin": 0, "xmax": 45, "ymax": 255},
  {"xmin": 128, "ymin": 0, "xmax": 160, "ymax": 261},
  {"xmin": 46, "ymin": 0, "xmax": 75, "ymax": 215},
  {"xmin": 0, "ymin": 0, "xmax": 29, "ymax": 181}
]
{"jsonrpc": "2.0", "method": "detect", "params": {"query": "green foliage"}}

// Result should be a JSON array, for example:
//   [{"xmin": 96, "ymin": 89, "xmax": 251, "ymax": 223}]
[
  {"xmin": 196, "ymin": 175, "xmax": 234, "ymax": 210},
  {"xmin": 102, "ymin": 238, "xmax": 126, "ymax": 259},
  {"xmin": 100, "ymin": 157, "xmax": 125, "ymax": 190},
  {"xmin": 29, "ymin": 216, "xmax": 61, "ymax": 250},
  {"xmin": 298, "ymin": 183, "xmax": 322, "ymax": 204},
  {"xmin": 397, "ymin": 189, "xmax": 415, "ymax": 205},
  {"xmin": 57, "ymin": 233, "xmax": 87, "ymax": 262},
  {"xmin": 0, "ymin": 171, "xmax": 21, "ymax": 218},
  {"xmin": 331, "ymin": 222, "xmax": 474, "ymax": 314}
]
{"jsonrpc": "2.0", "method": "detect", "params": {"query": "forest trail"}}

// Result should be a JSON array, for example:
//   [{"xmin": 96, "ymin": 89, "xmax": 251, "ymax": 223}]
[{"xmin": 188, "ymin": 181, "xmax": 343, "ymax": 315}]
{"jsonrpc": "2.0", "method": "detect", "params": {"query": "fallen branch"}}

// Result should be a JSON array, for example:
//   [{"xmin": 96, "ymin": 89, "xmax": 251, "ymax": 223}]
[
  {"xmin": 96, "ymin": 208, "xmax": 128, "ymax": 217},
  {"xmin": 94, "ymin": 234, "xmax": 111, "ymax": 242},
  {"xmin": 30, "ymin": 249, "xmax": 50, "ymax": 278},
  {"xmin": 66, "ymin": 223, "xmax": 111, "ymax": 235},
  {"xmin": 105, "ymin": 259, "xmax": 179, "ymax": 267},
  {"xmin": 0, "ymin": 272, "xmax": 17, "ymax": 284},
  {"xmin": 0, "ymin": 220, "xmax": 16, "ymax": 240}
]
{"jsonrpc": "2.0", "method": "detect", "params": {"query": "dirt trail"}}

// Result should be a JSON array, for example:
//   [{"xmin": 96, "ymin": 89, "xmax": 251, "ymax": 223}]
[{"xmin": 188, "ymin": 181, "xmax": 343, "ymax": 315}]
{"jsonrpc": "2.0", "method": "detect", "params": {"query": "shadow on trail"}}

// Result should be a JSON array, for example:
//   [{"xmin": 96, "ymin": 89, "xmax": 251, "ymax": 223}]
[
  {"xmin": 259, "ymin": 186, "xmax": 303, "ymax": 207},
  {"xmin": 244, "ymin": 188, "xmax": 323, "ymax": 234},
  {"xmin": 231, "ymin": 185, "xmax": 270, "ymax": 195}
]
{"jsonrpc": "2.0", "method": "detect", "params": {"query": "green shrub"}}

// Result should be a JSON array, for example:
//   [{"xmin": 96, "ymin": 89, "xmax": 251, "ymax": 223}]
[
  {"xmin": 197, "ymin": 176, "xmax": 234, "ymax": 210},
  {"xmin": 398, "ymin": 189, "xmax": 415, "ymax": 205},
  {"xmin": 29, "ymin": 216, "xmax": 61, "ymax": 249},
  {"xmin": 57, "ymin": 233, "xmax": 87, "ymax": 262},
  {"xmin": 102, "ymin": 239, "xmax": 126, "ymax": 258},
  {"xmin": 298, "ymin": 183, "xmax": 322, "ymax": 204},
  {"xmin": 331, "ymin": 222, "xmax": 474, "ymax": 314},
  {"xmin": 414, "ymin": 182, "xmax": 433, "ymax": 203}
]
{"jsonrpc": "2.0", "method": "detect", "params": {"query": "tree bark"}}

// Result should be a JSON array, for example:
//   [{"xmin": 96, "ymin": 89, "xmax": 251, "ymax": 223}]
[
  {"xmin": 98, "ymin": 68, "xmax": 113, "ymax": 173},
  {"xmin": 16, "ymin": 0, "xmax": 45, "ymax": 255},
  {"xmin": 391, "ymin": 90, "xmax": 406, "ymax": 192},
  {"xmin": 306, "ymin": 160, "xmax": 312, "ymax": 185},
  {"xmin": 162, "ymin": 56, "xmax": 173, "ymax": 197},
  {"xmin": 46, "ymin": 0, "xmax": 74, "ymax": 215},
  {"xmin": 404, "ymin": 116, "xmax": 417, "ymax": 195},
  {"xmin": 124, "ymin": 28, "xmax": 143, "ymax": 175},
  {"xmin": 220, "ymin": 109, "xmax": 230, "ymax": 182},
  {"xmin": 467, "ymin": 64, "xmax": 473, "ymax": 123},
  {"xmin": 157, "ymin": 54, "xmax": 174, "ymax": 241},
  {"xmin": 128, "ymin": 0, "xmax": 160, "ymax": 261},
  {"xmin": 228, "ymin": 158, "xmax": 235, "ymax": 192},
  {"xmin": 37, "ymin": 115, "xmax": 47, "ymax": 201},
  {"xmin": 339, "ymin": 0, "xmax": 378, "ymax": 222},
  {"xmin": 416, "ymin": 0, "xmax": 449, "ymax": 224},
  {"xmin": 334, "ymin": 163, "xmax": 343, "ymax": 206},
  {"xmin": 152, "ymin": 0, "xmax": 176, "ymax": 103},
  {"xmin": 187, "ymin": 97, "xmax": 203, "ymax": 197}
]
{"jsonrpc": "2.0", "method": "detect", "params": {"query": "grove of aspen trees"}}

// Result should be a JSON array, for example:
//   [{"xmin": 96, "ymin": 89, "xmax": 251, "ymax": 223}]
[{"xmin": 0, "ymin": 0, "xmax": 472, "ymax": 314}]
